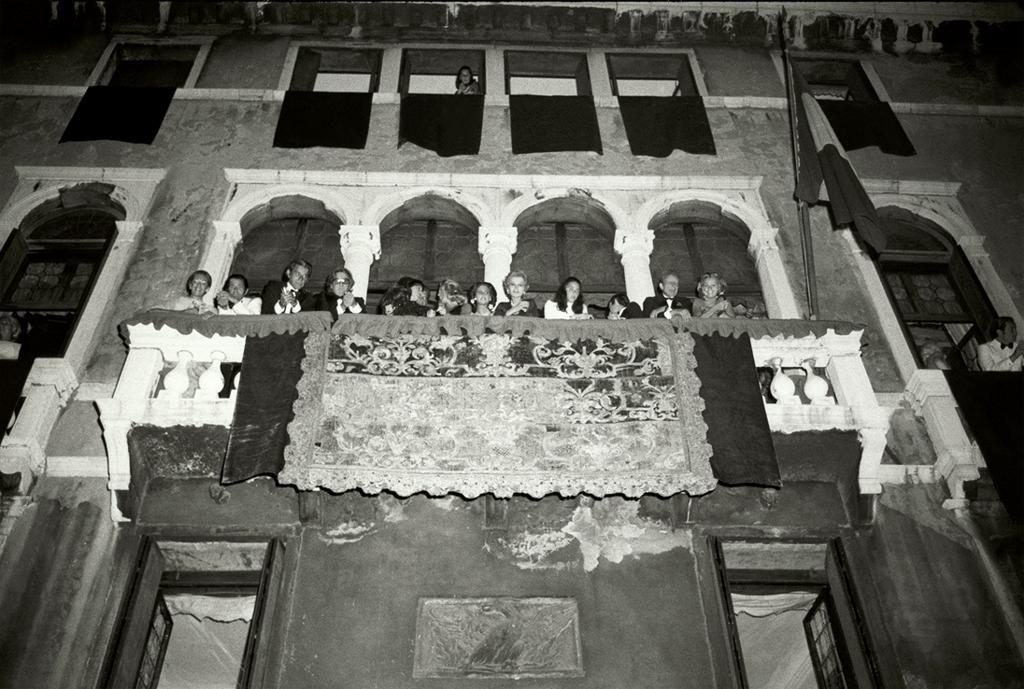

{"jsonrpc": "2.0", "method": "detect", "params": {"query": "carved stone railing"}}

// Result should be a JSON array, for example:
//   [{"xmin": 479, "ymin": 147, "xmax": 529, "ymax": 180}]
[{"xmin": 96, "ymin": 311, "xmax": 890, "ymax": 520}]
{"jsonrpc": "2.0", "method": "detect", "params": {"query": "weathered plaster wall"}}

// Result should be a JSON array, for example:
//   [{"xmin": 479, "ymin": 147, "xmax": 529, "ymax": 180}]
[
  {"xmin": 856, "ymin": 485, "xmax": 1024, "ymax": 689},
  {"xmin": 196, "ymin": 34, "xmax": 292, "ymax": 89},
  {"xmin": 0, "ymin": 34, "xmax": 109, "ymax": 85}
]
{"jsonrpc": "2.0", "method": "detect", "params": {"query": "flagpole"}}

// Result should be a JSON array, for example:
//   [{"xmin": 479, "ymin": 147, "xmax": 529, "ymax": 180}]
[{"xmin": 780, "ymin": 10, "xmax": 819, "ymax": 320}]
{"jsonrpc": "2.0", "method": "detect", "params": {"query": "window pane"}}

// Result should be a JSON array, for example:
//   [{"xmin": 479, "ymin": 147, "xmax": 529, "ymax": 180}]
[
  {"xmin": 407, "ymin": 74, "xmax": 457, "ymax": 94},
  {"xmin": 313, "ymin": 72, "xmax": 372, "ymax": 92},
  {"xmin": 509, "ymin": 76, "xmax": 578, "ymax": 95},
  {"xmin": 615, "ymin": 79, "xmax": 678, "ymax": 96}
]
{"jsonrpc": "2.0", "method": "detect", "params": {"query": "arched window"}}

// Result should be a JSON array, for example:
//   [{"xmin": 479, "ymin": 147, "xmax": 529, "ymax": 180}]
[
  {"xmin": 0, "ymin": 184, "xmax": 122, "ymax": 358},
  {"xmin": 511, "ymin": 197, "xmax": 621, "ymax": 305},
  {"xmin": 369, "ymin": 195, "xmax": 482, "ymax": 309},
  {"xmin": 875, "ymin": 207, "xmax": 995, "ymax": 369},
  {"xmin": 231, "ymin": 195, "xmax": 343, "ymax": 293},
  {"xmin": 648, "ymin": 201, "xmax": 764, "ymax": 317}
]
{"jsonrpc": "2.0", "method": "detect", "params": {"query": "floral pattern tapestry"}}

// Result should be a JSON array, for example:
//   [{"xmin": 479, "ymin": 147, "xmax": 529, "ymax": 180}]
[{"xmin": 278, "ymin": 330, "xmax": 716, "ymax": 498}]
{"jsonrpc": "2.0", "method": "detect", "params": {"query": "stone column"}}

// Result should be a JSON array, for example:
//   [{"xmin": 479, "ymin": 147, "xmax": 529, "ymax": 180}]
[
  {"xmin": 478, "ymin": 226, "xmax": 518, "ymax": 302},
  {"xmin": 614, "ymin": 229, "xmax": 655, "ymax": 304},
  {"xmin": 750, "ymin": 234, "xmax": 801, "ymax": 319},
  {"xmin": 339, "ymin": 225, "xmax": 381, "ymax": 300},
  {"xmin": 823, "ymin": 338, "xmax": 893, "ymax": 495},
  {"xmin": 202, "ymin": 220, "xmax": 243, "ymax": 293},
  {"xmin": 906, "ymin": 370, "xmax": 979, "ymax": 509}
]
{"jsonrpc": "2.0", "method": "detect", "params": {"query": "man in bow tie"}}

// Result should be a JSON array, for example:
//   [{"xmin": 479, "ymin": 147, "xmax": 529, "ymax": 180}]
[
  {"xmin": 642, "ymin": 272, "xmax": 692, "ymax": 319},
  {"xmin": 977, "ymin": 317, "xmax": 1023, "ymax": 371},
  {"xmin": 260, "ymin": 259, "xmax": 313, "ymax": 314}
]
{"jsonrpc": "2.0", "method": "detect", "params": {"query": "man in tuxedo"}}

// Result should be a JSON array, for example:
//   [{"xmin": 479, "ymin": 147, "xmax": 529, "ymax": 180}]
[
  {"xmin": 260, "ymin": 259, "xmax": 313, "ymax": 314},
  {"xmin": 978, "ymin": 317, "xmax": 1023, "ymax": 371},
  {"xmin": 641, "ymin": 272, "xmax": 692, "ymax": 319}
]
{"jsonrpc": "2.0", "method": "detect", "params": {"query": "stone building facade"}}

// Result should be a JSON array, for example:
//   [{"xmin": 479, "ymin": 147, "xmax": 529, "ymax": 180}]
[{"xmin": 0, "ymin": 2, "xmax": 1022, "ymax": 688}]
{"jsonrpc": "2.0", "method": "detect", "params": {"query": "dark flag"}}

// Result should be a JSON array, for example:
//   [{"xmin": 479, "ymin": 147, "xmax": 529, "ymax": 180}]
[{"xmin": 791, "ymin": 68, "xmax": 887, "ymax": 254}]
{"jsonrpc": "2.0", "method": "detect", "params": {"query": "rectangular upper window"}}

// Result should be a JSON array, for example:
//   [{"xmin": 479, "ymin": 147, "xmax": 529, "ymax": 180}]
[
  {"xmin": 606, "ymin": 53, "xmax": 700, "ymax": 97},
  {"xmin": 505, "ymin": 51, "xmax": 591, "ymax": 96},
  {"xmin": 290, "ymin": 47, "xmax": 382, "ymax": 92},
  {"xmin": 793, "ymin": 59, "xmax": 878, "ymax": 101},
  {"xmin": 99, "ymin": 43, "xmax": 200, "ymax": 88},
  {"xmin": 401, "ymin": 49, "xmax": 485, "ymax": 94}
]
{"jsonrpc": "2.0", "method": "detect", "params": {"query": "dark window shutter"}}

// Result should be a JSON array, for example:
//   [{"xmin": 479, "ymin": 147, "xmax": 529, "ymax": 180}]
[
  {"xmin": 0, "ymin": 228, "xmax": 28, "ymax": 300},
  {"xmin": 238, "ymin": 539, "xmax": 286, "ymax": 689},
  {"xmin": 290, "ymin": 49, "xmax": 322, "ymax": 91},
  {"xmin": 949, "ymin": 245, "xmax": 997, "ymax": 338},
  {"xmin": 824, "ymin": 540, "xmax": 884, "ymax": 689},
  {"xmin": 708, "ymin": 537, "xmax": 750, "ymax": 689},
  {"xmin": 107, "ymin": 539, "xmax": 166, "ymax": 689}
]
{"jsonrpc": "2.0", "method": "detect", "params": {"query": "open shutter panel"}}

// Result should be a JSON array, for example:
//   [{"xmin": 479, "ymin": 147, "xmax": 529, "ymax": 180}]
[
  {"xmin": 290, "ymin": 49, "xmax": 322, "ymax": 91},
  {"xmin": 0, "ymin": 228, "xmax": 28, "ymax": 301},
  {"xmin": 709, "ymin": 537, "xmax": 751, "ymax": 689},
  {"xmin": 107, "ymin": 539, "xmax": 167, "ymax": 689},
  {"xmin": 824, "ymin": 540, "xmax": 885, "ymax": 689},
  {"xmin": 949, "ymin": 245, "xmax": 997, "ymax": 339},
  {"xmin": 238, "ymin": 539, "xmax": 287, "ymax": 689}
]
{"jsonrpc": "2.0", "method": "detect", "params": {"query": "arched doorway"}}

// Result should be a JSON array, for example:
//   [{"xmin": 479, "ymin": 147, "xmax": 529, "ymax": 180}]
[
  {"xmin": 511, "ymin": 196, "xmax": 621, "ymax": 309},
  {"xmin": 648, "ymin": 200, "xmax": 764, "ymax": 317},
  {"xmin": 231, "ymin": 195, "xmax": 343, "ymax": 296},
  {"xmin": 369, "ymin": 194, "xmax": 482, "ymax": 311},
  {"xmin": 875, "ymin": 206, "xmax": 996, "ymax": 370}
]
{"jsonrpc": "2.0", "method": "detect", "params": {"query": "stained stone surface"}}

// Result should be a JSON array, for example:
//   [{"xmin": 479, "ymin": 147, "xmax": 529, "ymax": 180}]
[{"xmin": 413, "ymin": 597, "xmax": 583, "ymax": 679}]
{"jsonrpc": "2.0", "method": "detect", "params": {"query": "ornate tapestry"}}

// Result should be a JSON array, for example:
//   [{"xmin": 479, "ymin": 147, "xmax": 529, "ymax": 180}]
[{"xmin": 279, "ymin": 330, "xmax": 715, "ymax": 498}]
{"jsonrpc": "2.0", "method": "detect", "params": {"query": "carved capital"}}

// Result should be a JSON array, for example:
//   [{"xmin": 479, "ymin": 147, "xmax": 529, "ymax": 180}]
[
  {"xmin": 339, "ymin": 225, "xmax": 381, "ymax": 260},
  {"xmin": 614, "ymin": 229, "xmax": 654, "ymax": 259},
  {"xmin": 478, "ymin": 226, "xmax": 518, "ymax": 259}
]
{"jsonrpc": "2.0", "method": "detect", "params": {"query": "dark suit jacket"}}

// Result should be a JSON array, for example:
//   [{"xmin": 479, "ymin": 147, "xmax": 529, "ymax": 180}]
[
  {"xmin": 493, "ymin": 299, "xmax": 541, "ymax": 317},
  {"xmin": 260, "ymin": 281, "xmax": 313, "ymax": 314},
  {"xmin": 620, "ymin": 301, "xmax": 644, "ymax": 319},
  {"xmin": 309, "ymin": 292, "xmax": 367, "ymax": 321},
  {"xmin": 641, "ymin": 295, "xmax": 691, "ymax": 317}
]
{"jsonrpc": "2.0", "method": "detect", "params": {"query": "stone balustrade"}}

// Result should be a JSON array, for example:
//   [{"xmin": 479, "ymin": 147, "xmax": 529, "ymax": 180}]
[{"xmin": 92, "ymin": 313, "xmax": 892, "ymax": 520}]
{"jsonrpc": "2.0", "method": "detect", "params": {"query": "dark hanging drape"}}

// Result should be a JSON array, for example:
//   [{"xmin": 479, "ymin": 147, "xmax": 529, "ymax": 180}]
[
  {"xmin": 691, "ymin": 333, "xmax": 781, "ymax": 487},
  {"xmin": 398, "ymin": 94, "xmax": 484, "ymax": 157},
  {"xmin": 945, "ymin": 371, "xmax": 1024, "ymax": 522},
  {"xmin": 509, "ymin": 95, "xmax": 602, "ymax": 154},
  {"xmin": 617, "ymin": 96, "xmax": 716, "ymax": 157},
  {"xmin": 60, "ymin": 86, "xmax": 176, "ymax": 144},
  {"xmin": 273, "ymin": 91, "xmax": 373, "ymax": 149},
  {"xmin": 818, "ymin": 101, "xmax": 916, "ymax": 156},
  {"xmin": 222, "ymin": 331, "xmax": 308, "ymax": 484}
]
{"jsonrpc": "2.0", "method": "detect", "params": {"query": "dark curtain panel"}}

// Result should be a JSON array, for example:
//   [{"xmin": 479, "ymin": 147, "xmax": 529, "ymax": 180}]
[
  {"xmin": 691, "ymin": 333, "xmax": 780, "ymax": 487},
  {"xmin": 273, "ymin": 91, "xmax": 373, "ymax": 149},
  {"xmin": 60, "ymin": 86, "xmax": 176, "ymax": 144},
  {"xmin": 0, "ymin": 359, "xmax": 31, "ymax": 434},
  {"xmin": 617, "ymin": 96, "xmax": 716, "ymax": 156},
  {"xmin": 945, "ymin": 372, "xmax": 1024, "ymax": 522},
  {"xmin": 509, "ymin": 95, "xmax": 602, "ymax": 154},
  {"xmin": 398, "ymin": 94, "xmax": 484, "ymax": 157},
  {"xmin": 818, "ymin": 101, "xmax": 916, "ymax": 156},
  {"xmin": 222, "ymin": 332, "xmax": 308, "ymax": 484}
]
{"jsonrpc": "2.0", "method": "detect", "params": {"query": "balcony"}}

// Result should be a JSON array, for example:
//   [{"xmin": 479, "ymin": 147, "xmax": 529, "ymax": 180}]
[{"xmin": 95, "ymin": 310, "xmax": 890, "ymax": 522}]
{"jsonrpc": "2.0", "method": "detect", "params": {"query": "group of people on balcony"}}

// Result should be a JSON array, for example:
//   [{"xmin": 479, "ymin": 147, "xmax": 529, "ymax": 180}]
[{"xmin": 169, "ymin": 259, "xmax": 742, "ymax": 323}]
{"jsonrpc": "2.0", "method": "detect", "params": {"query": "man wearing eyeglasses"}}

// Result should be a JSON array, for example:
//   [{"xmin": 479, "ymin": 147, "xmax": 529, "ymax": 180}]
[{"xmin": 309, "ymin": 267, "xmax": 365, "ymax": 321}]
